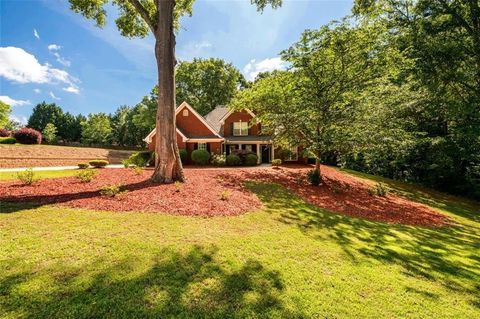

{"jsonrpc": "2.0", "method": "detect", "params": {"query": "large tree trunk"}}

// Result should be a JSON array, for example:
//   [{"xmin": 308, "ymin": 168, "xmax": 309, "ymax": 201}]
[{"xmin": 151, "ymin": 0, "xmax": 185, "ymax": 183}]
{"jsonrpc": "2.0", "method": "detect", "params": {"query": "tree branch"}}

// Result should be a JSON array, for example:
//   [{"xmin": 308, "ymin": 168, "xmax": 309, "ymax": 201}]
[{"xmin": 127, "ymin": 0, "xmax": 156, "ymax": 33}]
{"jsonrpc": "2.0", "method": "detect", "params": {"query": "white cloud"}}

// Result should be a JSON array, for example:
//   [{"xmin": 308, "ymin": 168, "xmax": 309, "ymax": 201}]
[
  {"xmin": 243, "ymin": 57, "xmax": 288, "ymax": 81},
  {"xmin": 48, "ymin": 44, "xmax": 71, "ymax": 67},
  {"xmin": 33, "ymin": 29, "xmax": 40, "ymax": 39},
  {"xmin": 177, "ymin": 40, "xmax": 213, "ymax": 61},
  {"xmin": 34, "ymin": 88, "xmax": 41, "ymax": 94},
  {"xmin": 49, "ymin": 91, "xmax": 61, "ymax": 100},
  {"xmin": 9, "ymin": 114, "xmax": 28, "ymax": 125},
  {"xmin": 62, "ymin": 86, "xmax": 79, "ymax": 94},
  {"xmin": 48, "ymin": 44, "xmax": 61, "ymax": 51},
  {"xmin": 0, "ymin": 95, "xmax": 31, "ymax": 107},
  {"xmin": 0, "ymin": 47, "xmax": 79, "ymax": 92}
]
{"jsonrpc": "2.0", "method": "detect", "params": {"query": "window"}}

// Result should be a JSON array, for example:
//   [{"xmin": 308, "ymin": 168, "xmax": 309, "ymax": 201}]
[
  {"xmin": 245, "ymin": 145, "xmax": 253, "ymax": 152},
  {"xmin": 183, "ymin": 109, "xmax": 189, "ymax": 116},
  {"xmin": 233, "ymin": 121, "xmax": 248, "ymax": 136},
  {"xmin": 197, "ymin": 143, "xmax": 207, "ymax": 151},
  {"xmin": 285, "ymin": 147, "xmax": 298, "ymax": 161}
]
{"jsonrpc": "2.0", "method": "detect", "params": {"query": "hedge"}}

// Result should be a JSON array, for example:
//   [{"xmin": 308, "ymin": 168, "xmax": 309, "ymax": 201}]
[
  {"xmin": 88, "ymin": 160, "xmax": 109, "ymax": 168},
  {"xmin": 226, "ymin": 154, "xmax": 241, "ymax": 166},
  {"xmin": 0, "ymin": 129, "xmax": 10, "ymax": 137},
  {"xmin": 179, "ymin": 149, "xmax": 187, "ymax": 164},
  {"xmin": 125, "ymin": 151, "xmax": 154, "ymax": 167},
  {"xmin": 191, "ymin": 149, "xmax": 210, "ymax": 165},
  {"xmin": 0, "ymin": 137, "xmax": 16, "ymax": 144},
  {"xmin": 13, "ymin": 128, "xmax": 42, "ymax": 144},
  {"xmin": 244, "ymin": 153, "xmax": 258, "ymax": 166}
]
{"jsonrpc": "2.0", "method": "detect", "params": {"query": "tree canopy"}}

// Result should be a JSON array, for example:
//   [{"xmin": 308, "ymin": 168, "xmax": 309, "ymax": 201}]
[{"xmin": 0, "ymin": 101, "xmax": 11, "ymax": 128}]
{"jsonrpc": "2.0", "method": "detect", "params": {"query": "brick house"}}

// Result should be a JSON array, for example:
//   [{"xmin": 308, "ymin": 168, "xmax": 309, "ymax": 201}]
[{"xmin": 144, "ymin": 101, "xmax": 306, "ymax": 164}]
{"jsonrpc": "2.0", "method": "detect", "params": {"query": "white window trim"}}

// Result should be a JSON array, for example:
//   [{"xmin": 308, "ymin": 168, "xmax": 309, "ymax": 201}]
[
  {"xmin": 233, "ymin": 121, "xmax": 248, "ymax": 136},
  {"xmin": 197, "ymin": 142, "xmax": 207, "ymax": 151}
]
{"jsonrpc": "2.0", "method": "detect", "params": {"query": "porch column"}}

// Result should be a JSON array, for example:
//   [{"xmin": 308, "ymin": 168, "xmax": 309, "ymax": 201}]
[
  {"xmin": 271, "ymin": 144, "xmax": 275, "ymax": 163},
  {"xmin": 256, "ymin": 143, "xmax": 261, "ymax": 164}
]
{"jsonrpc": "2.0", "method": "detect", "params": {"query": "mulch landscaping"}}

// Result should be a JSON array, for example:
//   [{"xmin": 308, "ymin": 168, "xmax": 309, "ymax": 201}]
[{"xmin": 0, "ymin": 166, "xmax": 451, "ymax": 226}]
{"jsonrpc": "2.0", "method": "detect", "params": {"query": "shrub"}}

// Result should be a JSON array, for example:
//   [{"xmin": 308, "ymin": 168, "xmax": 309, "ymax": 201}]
[
  {"xmin": 124, "ymin": 151, "xmax": 154, "ymax": 167},
  {"xmin": 226, "ymin": 154, "xmax": 241, "ymax": 166},
  {"xmin": 220, "ymin": 190, "xmax": 231, "ymax": 201},
  {"xmin": 78, "ymin": 163, "xmax": 89, "ymax": 169},
  {"xmin": 232, "ymin": 149, "xmax": 254, "ymax": 164},
  {"xmin": 89, "ymin": 160, "xmax": 109, "ymax": 168},
  {"xmin": 211, "ymin": 154, "xmax": 226, "ymax": 166},
  {"xmin": 174, "ymin": 181, "xmax": 182, "ymax": 192},
  {"xmin": 307, "ymin": 169, "xmax": 322, "ymax": 186},
  {"xmin": 132, "ymin": 166, "xmax": 143, "ymax": 175},
  {"xmin": 0, "ymin": 128, "xmax": 10, "ymax": 137},
  {"xmin": 191, "ymin": 149, "xmax": 210, "ymax": 165},
  {"xmin": 0, "ymin": 137, "xmax": 16, "ymax": 144},
  {"xmin": 271, "ymin": 159, "xmax": 282, "ymax": 168},
  {"xmin": 369, "ymin": 182, "xmax": 389, "ymax": 197},
  {"xmin": 99, "ymin": 184, "xmax": 127, "ymax": 197},
  {"xmin": 76, "ymin": 169, "xmax": 97, "ymax": 183},
  {"xmin": 244, "ymin": 153, "xmax": 258, "ymax": 166},
  {"xmin": 13, "ymin": 128, "xmax": 42, "ymax": 144},
  {"xmin": 16, "ymin": 168, "xmax": 39, "ymax": 185},
  {"xmin": 179, "ymin": 149, "xmax": 187, "ymax": 164}
]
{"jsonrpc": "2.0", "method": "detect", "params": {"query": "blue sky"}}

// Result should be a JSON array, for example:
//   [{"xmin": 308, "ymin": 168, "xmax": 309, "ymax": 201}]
[{"xmin": 0, "ymin": 0, "xmax": 353, "ymax": 124}]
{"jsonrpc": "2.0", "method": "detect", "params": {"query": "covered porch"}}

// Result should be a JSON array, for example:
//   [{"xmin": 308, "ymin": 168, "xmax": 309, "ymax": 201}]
[{"xmin": 223, "ymin": 136, "xmax": 273, "ymax": 164}]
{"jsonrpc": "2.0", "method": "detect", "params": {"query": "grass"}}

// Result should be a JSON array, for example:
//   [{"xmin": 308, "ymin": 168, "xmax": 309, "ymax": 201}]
[
  {"xmin": 0, "ymin": 173, "xmax": 479, "ymax": 318},
  {"xmin": 0, "ymin": 169, "xmax": 78, "ymax": 181}
]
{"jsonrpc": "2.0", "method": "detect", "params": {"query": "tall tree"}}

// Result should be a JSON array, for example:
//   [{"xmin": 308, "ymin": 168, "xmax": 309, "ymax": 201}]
[
  {"xmin": 176, "ymin": 58, "xmax": 246, "ymax": 115},
  {"xmin": 111, "ymin": 105, "xmax": 132, "ymax": 146},
  {"xmin": 27, "ymin": 102, "xmax": 63, "ymax": 133},
  {"xmin": 69, "ymin": 0, "xmax": 282, "ymax": 183},
  {"xmin": 0, "ymin": 101, "xmax": 11, "ymax": 128},
  {"xmin": 81, "ymin": 113, "xmax": 112, "ymax": 145}
]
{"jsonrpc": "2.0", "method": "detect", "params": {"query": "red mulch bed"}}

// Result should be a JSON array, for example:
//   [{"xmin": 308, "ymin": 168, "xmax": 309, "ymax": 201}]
[{"xmin": 0, "ymin": 166, "xmax": 451, "ymax": 226}]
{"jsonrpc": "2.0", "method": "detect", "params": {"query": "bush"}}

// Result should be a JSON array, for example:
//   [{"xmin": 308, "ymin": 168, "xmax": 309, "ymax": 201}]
[
  {"xmin": 226, "ymin": 154, "xmax": 241, "ymax": 166},
  {"xmin": 232, "ymin": 149, "xmax": 255, "ymax": 165},
  {"xmin": 271, "ymin": 159, "xmax": 282, "ymax": 168},
  {"xmin": 76, "ymin": 169, "xmax": 97, "ymax": 183},
  {"xmin": 369, "ymin": 182, "xmax": 389, "ymax": 197},
  {"xmin": 244, "ymin": 153, "xmax": 258, "ymax": 166},
  {"xmin": 0, "ymin": 137, "xmax": 16, "ymax": 144},
  {"xmin": 78, "ymin": 163, "xmax": 89, "ymax": 169},
  {"xmin": 99, "ymin": 184, "xmax": 127, "ymax": 197},
  {"xmin": 211, "ymin": 154, "xmax": 226, "ymax": 166},
  {"xmin": 191, "ymin": 149, "xmax": 210, "ymax": 165},
  {"xmin": 0, "ymin": 128, "xmax": 10, "ymax": 137},
  {"xmin": 89, "ymin": 160, "xmax": 109, "ymax": 168},
  {"xmin": 179, "ymin": 149, "xmax": 187, "ymax": 164},
  {"xmin": 125, "ymin": 151, "xmax": 153, "ymax": 167},
  {"xmin": 220, "ymin": 190, "xmax": 231, "ymax": 201},
  {"xmin": 13, "ymin": 128, "xmax": 42, "ymax": 144},
  {"xmin": 307, "ymin": 169, "xmax": 322, "ymax": 186},
  {"xmin": 16, "ymin": 168, "xmax": 39, "ymax": 185}
]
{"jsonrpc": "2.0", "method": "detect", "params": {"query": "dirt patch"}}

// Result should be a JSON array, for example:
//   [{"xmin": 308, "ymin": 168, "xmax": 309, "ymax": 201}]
[
  {"xmin": 0, "ymin": 145, "xmax": 135, "ymax": 168},
  {"xmin": 0, "ymin": 166, "xmax": 451, "ymax": 226},
  {"xmin": 0, "ymin": 169, "xmax": 261, "ymax": 217}
]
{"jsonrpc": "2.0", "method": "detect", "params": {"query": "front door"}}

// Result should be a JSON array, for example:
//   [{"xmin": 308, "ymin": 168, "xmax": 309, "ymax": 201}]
[{"xmin": 261, "ymin": 145, "xmax": 271, "ymax": 163}]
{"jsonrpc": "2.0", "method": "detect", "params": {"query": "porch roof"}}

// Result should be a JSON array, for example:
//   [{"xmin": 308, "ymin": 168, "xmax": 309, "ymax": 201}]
[{"xmin": 224, "ymin": 136, "xmax": 272, "ymax": 143}]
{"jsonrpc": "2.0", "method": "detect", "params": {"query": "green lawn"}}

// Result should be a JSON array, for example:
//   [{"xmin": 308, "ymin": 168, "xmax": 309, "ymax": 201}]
[
  {"xmin": 0, "ymin": 173, "xmax": 479, "ymax": 318},
  {"xmin": 0, "ymin": 170, "xmax": 78, "ymax": 181}
]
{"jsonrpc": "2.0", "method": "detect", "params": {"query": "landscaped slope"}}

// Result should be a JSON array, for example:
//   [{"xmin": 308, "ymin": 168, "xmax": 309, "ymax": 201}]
[{"xmin": 0, "ymin": 171, "xmax": 479, "ymax": 318}]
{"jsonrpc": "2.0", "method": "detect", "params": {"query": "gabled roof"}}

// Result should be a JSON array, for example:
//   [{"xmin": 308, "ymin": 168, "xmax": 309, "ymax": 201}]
[
  {"xmin": 218, "ymin": 108, "xmax": 256, "ymax": 123},
  {"xmin": 176, "ymin": 101, "xmax": 222, "ymax": 138},
  {"xmin": 204, "ymin": 106, "xmax": 229, "ymax": 133}
]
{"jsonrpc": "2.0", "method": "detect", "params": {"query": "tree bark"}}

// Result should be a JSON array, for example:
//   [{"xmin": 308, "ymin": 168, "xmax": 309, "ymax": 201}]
[{"xmin": 151, "ymin": 0, "xmax": 185, "ymax": 183}]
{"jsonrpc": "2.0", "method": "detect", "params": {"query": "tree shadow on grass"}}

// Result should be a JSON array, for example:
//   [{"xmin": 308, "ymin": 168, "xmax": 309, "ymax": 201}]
[
  {"xmin": 0, "ymin": 245, "xmax": 299, "ymax": 319},
  {"xmin": 248, "ymin": 182, "xmax": 480, "ymax": 309}
]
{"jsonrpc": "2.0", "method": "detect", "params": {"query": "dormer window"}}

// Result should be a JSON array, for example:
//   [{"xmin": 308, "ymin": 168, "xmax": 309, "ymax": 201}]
[
  {"xmin": 183, "ymin": 109, "xmax": 189, "ymax": 116},
  {"xmin": 233, "ymin": 121, "xmax": 248, "ymax": 136}
]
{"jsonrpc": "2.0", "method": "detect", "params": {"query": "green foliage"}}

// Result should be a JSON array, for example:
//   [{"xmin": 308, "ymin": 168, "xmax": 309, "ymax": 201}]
[
  {"xmin": 0, "ymin": 101, "xmax": 11, "ymax": 128},
  {"xmin": 16, "ymin": 168, "xmax": 39, "ymax": 185},
  {"xmin": 81, "ymin": 113, "xmax": 112, "ymax": 145},
  {"xmin": 179, "ymin": 149, "xmax": 187, "ymax": 164},
  {"xmin": 42, "ymin": 123, "xmax": 57, "ymax": 143},
  {"xmin": 307, "ymin": 169, "xmax": 321, "ymax": 186},
  {"xmin": 28, "ymin": 102, "xmax": 63, "ymax": 133},
  {"xmin": 125, "ymin": 151, "xmax": 153, "ymax": 168},
  {"xmin": 244, "ymin": 154, "xmax": 258, "ymax": 166},
  {"xmin": 76, "ymin": 169, "xmax": 97, "ymax": 183},
  {"xmin": 176, "ymin": 58, "xmax": 246, "ymax": 115},
  {"xmin": 220, "ymin": 190, "xmax": 231, "ymax": 201},
  {"xmin": 226, "ymin": 154, "xmax": 241, "ymax": 166},
  {"xmin": 78, "ymin": 163, "xmax": 90, "ymax": 169},
  {"xmin": 0, "ymin": 137, "xmax": 16, "ymax": 144},
  {"xmin": 132, "ymin": 166, "xmax": 143, "ymax": 175},
  {"xmin": 369, "ymin": 182, "xmax": 389, "ymax": 197},
  {"xmin": 191, "ymin": 149, "xmax": 210, "ymax": 165},
  {"xmin": 271, "ymin": 159, "xmax": 282, "ymax": 167},
  {"xmin": 89, "ymin": 160, "xmax": 109, "ymax": 168},
  {"xmin": 211, "ymin": 154, "xmax": 226, "ymax": 166},
  {"xmin": 174, "ymin": 181, "xmax": 182, "ymax": 192},
  {"xmin": 99, "ymin": 184, "xmax": 127, "ymax": 197}
]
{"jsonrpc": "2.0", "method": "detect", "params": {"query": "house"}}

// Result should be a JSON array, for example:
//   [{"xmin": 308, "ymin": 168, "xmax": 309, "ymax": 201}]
[{"xmin": 144, "ymin": 101, "xmax": 306, "ymax": 164}]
